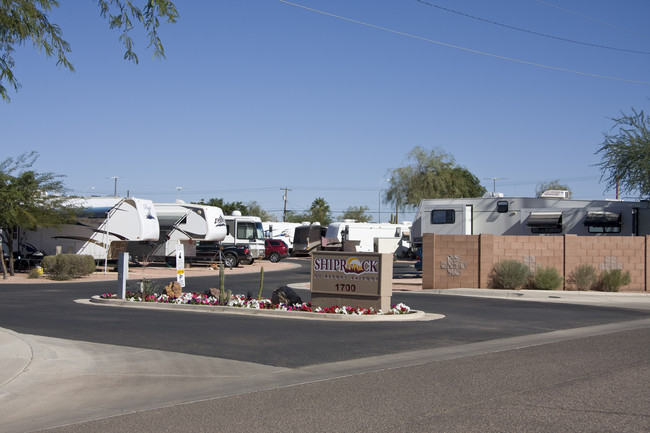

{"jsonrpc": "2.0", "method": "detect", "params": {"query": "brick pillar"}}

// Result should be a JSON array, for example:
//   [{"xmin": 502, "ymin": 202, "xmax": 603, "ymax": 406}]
[
  {"xmin": 479, "ymin": 234, "xmax": 494, "ymax": 289},
  {"xmin": 422, "ymin": 234, "xmax": 435, "ymax": 290}
]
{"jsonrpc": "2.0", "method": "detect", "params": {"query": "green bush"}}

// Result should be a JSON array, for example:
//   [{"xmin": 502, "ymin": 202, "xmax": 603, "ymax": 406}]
[
  {"xmin": 594, "ymin": 269, "xmax": 631, "ymax": 292},
  {"xmin": 567, "ymin": 264, "xmax": 597, "ymax": 291},
  {"xmin": 42, "ymin": 254, "xmax": 96, "ymax": 280},
  {"xmin": 531, "ymin": 266, "xmax": 563, "ymax": 290},
  {"xmin": 490, "ymin": 260, "xmax": 531, "ymax": 290}
]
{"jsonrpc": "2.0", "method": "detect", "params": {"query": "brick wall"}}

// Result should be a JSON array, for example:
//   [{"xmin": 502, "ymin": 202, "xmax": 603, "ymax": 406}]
[{"xmin": 422, "ymin": 233, "xmax": 648, "ymax": 292}]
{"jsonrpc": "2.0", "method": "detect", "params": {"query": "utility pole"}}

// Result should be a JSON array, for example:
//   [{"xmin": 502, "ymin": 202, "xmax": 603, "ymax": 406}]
[
  {"xmin": 110, "ymin": 176, "xmax": 119, "ymax": 196},
  {"xmin": 281, "ymin": 187, "xmax": 292, "ymax": 222}
]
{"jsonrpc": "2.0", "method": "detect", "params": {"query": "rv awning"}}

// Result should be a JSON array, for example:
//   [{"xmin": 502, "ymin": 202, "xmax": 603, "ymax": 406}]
[
  {"xmin": 527, "ymin": 212, "xmax": 562, "ymax": 228},
  {"xmin": 584, "ymin": 212, "xmax": 621, "ymax": 227}
]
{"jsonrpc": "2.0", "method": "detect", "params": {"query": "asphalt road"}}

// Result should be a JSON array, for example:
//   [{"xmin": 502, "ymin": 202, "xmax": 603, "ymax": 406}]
[{"xmin": 1, "ymin": 259, "xmax": 649, "ymax": 432}]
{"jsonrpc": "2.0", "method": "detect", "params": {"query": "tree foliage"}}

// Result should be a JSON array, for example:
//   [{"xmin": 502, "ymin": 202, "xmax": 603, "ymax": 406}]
[
  {"xmin": 339, "ymin": 205, "xmax": 371, "ymax": 223},
  {"xmin": 596, "ymin": 107, "xmax": 650, "ymax": 198},
  {"xmin": 0, "ymin": 151, "xmax": 76, "ymax": 278},
  {"xmin": 1, "ymin": 0, "xmax": 179, "ymax": 101},
  {"xmin": 384, "ymin": 146, "xmax": 486, "ymax": 210},
  {"xmin": 535, "ymin": 179, "xmax": 572, "ymax": 198},
  {"xmin": 284, "ymin": 197, "xmax": 333, "ymax": 226}
]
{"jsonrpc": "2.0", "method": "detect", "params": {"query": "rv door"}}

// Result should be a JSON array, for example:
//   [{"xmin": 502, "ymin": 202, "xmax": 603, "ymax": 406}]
[{"xmin": 464, "ymin": 205, "xmax": 473, "ymax": 235}]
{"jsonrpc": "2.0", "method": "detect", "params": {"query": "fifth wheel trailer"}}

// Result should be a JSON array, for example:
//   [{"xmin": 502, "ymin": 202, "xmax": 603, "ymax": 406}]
[
  {"xmin": 411, "ymin": 195, "xmax": 650, "ymax": 249},
  {"xmin": 15, "ymin": 196, "xmax": 160, "ymax": 262}
]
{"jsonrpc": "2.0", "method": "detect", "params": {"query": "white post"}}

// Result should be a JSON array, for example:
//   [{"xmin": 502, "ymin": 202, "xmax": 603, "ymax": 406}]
[
  {"xmin": 117, "ymin": 252, "xmax": 128, "ymax": 299},
  {"xmin": 175, "ymin": 242, "xmax": 185, "ymax": 288}
]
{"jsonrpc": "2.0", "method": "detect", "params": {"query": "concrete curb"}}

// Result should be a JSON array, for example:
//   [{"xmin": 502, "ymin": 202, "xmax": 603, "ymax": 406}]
[
  {"xmin": 0, "ymin": 328, "xmax": 33, "ymax": 388},
  {"xmin": 86, "ymin": 296, "xmax": 443, "ymax": 322}
]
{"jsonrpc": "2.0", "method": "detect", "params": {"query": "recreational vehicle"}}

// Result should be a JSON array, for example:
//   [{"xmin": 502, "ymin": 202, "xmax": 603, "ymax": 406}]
[
  {"xmin": 411, "ymin": 194, "xmax": 650, "ymax": 248},
  {"xmin": 16, "ymin": 196, "xmax": 159, "ymax": 262},
  {"xmin": 293, "ymin": 223, "xmax": 325, "ymax": 255},
  {"xmin": 322, "ymin": 221, "xmax": 413, "ymax": 257},
  {"xmin": 263, "ymin": 221, "xmax": 300, "ymax": 252},
  {"xmin": 223, "ymin": 212, "xmax": 265, "ymax": 260},
  {"xmin": 126, "ymin": 202, "xmax": 226, "ymax": 264}
]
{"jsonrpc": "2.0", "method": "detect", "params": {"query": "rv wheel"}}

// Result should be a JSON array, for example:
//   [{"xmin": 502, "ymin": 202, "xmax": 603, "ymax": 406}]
[{"xmin": 223, "ymin": 252, "xmax": 238, "ymax": 268}]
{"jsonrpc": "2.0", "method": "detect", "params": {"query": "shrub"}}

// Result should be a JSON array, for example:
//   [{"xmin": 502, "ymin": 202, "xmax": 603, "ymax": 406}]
[
  {"xmin": 594, "ymin": 269, "xmax": 631, "ymax": 292},
  {"xmin": 490, "ymin": 260, "xmax": 531, "ymax": 290},
  {"xmin": 531, "ymin": 266, "xmax": 563, "ymax": 290},
  {"xmin": 567, "ymin": 264, "xmax": 597, "ymax": 291},
  {"xmin": 42, "ymin": 254, "xmax": 96, "ymax": 280}
]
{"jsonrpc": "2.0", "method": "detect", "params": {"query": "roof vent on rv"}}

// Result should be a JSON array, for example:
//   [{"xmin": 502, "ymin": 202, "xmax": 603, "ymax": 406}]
[
  {"xmin": 541, "ymin": 190, "xmax": 570, "ymax": 199},
  {"xmin": 232, "ymin": 210, "xmax": 242, "ymax": 216}
]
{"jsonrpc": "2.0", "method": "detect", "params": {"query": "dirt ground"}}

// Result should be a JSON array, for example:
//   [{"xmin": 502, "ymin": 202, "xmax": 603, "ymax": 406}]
[{"xmin": 0, "ymin": 258, "xmax": 422, "ymax": 291}]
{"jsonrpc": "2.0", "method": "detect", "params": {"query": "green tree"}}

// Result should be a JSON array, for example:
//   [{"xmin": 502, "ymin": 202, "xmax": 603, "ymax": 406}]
[
  {"xmin": 195, "ymin": 198, "xmax": 246, "ymax": 216},
  {"xmin": 1, "ymin": 0, "xmax": 179, "ymax": 101},
  {"xmin": 339, "ymin": 205, "xmax": 371, "ymax": 222},
  {"xmin": 384, "ymin": 146, "xmax": 486, "ymax": 213},
  {"xmin": 284, "ymin": 198, "xmax": 333, "ymax": 225},
  {"xmin": 245, "ymin": 201, "xmax": 277, "ymax": 222},
  {"xmin": 307, "ymin": 197, "xmax": 332, "ymax": 226},
  {"xmin": 0, "ymin": 151, "xmax": 76, "ymax": 278},
  {"xmin": 596, "ymin": 107, "xmax": 650, "ymax": 198},
  {"xmin": 535, "ymin": 179, "xmax": 572, "ymax": 198}
]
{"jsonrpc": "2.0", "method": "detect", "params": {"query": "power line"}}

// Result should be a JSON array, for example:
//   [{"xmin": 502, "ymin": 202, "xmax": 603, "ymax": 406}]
[
  {"xmin": 535, "ymin": 0, "xmax": 650, "ymax": 40},
  {"xmin": 277, "ymin": 0, "xmax": 650, "ymax": 85},
  {"xmin": 415, "ymin": 0, "xmax": 650, "ymax": 55}
]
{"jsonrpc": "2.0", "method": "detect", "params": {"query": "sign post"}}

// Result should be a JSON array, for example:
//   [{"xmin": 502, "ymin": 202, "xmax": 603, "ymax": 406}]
[
  {"xmin": 117, "ymin": 252, "xmax": 128, "ymax": 299},
  {"xmin": 175, "ymin": 243, "xmax": 185, "ymax": 288},
  {"xmin": 310, "ymin": 251, "xmax": 392, "ymax": 311}
]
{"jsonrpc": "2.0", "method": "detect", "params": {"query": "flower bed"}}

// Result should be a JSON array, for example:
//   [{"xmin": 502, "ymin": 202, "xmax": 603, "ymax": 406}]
[{"xmin": 99, "ymin": 291, "xmax": 412, "ymax": 316}]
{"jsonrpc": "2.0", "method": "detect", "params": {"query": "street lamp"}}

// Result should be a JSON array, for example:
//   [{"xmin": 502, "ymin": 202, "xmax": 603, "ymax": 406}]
[
  {"xmin": 176, "ymin": 186, "xmax": 183, "ymax": 202},
  {"xmin": 378, "ymin": 178, "xmax": 390, "ymax": 223}
]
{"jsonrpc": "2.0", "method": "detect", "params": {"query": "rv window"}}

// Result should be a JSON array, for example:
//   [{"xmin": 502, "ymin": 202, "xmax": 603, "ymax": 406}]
[
  {"xmin": 584, "ymin": 212, "xmax": 621, "ymax": 233},
  {"xmin": 496, "ymin": 201, "xmax": 508, "ymax": 213},
  {"xmin": 431, "ymin": 209, "xmax": 455, "ymax": 224},
  {"xmin": 237, "ymin": 222, "xmax": 257, "ymax": 240}
]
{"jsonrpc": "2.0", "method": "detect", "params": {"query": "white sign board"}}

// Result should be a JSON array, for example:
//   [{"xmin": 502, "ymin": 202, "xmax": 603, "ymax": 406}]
[{"xmin": 175, "ymin": 243, "xmax": 185, "ymax": 288}]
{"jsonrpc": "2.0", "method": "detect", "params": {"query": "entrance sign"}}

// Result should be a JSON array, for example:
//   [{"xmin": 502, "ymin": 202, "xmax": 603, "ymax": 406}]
[
  {"xmin": 175, "ymin": 243, "xmax": 186, "ymax": 288},
  {"xmin": 311, "ymin": 251, "xmax": 392, "ymax": 311}
]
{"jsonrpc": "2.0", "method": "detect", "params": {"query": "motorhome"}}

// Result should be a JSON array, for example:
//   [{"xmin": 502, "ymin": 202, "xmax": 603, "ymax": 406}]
[
  {"xmin": 126, "ymin": 201, "xmax": 226, "ymax": 264},
  {"xmin": 411, "ymin": 193, "xmax": 650, "ymax": 248},
  {"xmin": 322, "ymin": 220, "xmax": 413, "ymax": 257},
  {"xmin": 222, "ymin": 212, "xmax": 265, "ymax": 260},
  {"xmin": 16, "ymin": 196, "xmax": 159, "ymax": 262},
  {"xmin": 263, "ymin": 222, "xmax": 300, "ymax": 252},
  {"xmin": 292, "ymin": 223, "xmax": 325, "ymax": 255}
]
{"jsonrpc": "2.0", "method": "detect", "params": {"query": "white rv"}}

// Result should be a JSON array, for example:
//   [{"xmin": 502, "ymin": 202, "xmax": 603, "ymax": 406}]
[
  {"xmin": 127, "ymin": 201, "xmax": 226, "ymax": 264},
  {"xmin": 222, "ymin": 212, "xmax": 265, "ymax": 260},
  {"xmin": 17, "ymin": 196, "xmax": 159, "ymax": 261},
  {"xmin": 322, "ymin": 220, "xmax": 413, "ymax": 257},
  {"xmin": 411, "ymin": 194, "xmax": 650, "ymax": 248},
  {"xmin": 263, "ymin": 221, "xmax": 300, "ymax": 252}
]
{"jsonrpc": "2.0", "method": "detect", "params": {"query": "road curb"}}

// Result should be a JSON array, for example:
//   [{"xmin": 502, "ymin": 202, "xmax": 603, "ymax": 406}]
[{"xmin": 86, "ymin": 296, "xmax": 443, "ymax": 322}]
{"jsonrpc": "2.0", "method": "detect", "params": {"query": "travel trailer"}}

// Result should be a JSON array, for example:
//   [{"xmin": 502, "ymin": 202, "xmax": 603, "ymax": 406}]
[
  {"xmin": 322, "ymin": 221, "xmax": 413, "ymax": 257},
  {"xmin": 126, "ymin": 201, "xmax": 226, "ymax": 264},
  {"xmin": 293, "ymin": 223, "xmax": 325, "ymax": 255},
  {"xmin": 411, "ymin": 194, "xmax": 650, "ymax": 248},
  {"xmin": 16, "ymin": 196, "xmax": 159, "ymax": 262},
  {"xmin": 263, "ymin": 221, "xmax": 300, "ymax": 252}
]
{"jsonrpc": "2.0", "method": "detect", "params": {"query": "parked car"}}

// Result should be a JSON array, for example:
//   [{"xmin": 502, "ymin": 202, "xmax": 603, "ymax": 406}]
[
  {"xmin": 265, "ymin": 239, "xmax": 289, "ymax": 263},
  {"xmin": 195, "ymin": 243, "xmax": 253, "ymax": 268}
]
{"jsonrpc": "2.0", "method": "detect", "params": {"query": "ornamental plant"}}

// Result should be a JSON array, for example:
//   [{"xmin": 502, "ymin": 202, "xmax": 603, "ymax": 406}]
[
  {"xmin": 531, "ymin": 266, "xmax": 563, "ymax": 290},
  {"xmin": 489, "ymin": 260, "xmax": 531, "ymax": 290},
  {"xmin": 99, "ymin": 292, "xmax": 412, "ymax": 315},
  {"xmin": 567, "ymin": 264, "xmax": 597, "ymax": 291},
  {"xmin": 594, "ymin": 269, "xmax": 631, "ymax": 292}
]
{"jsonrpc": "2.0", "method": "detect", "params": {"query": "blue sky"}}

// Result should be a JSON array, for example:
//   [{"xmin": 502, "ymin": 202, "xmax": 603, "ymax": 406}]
[{"xmin": 2, "ymin": 0, "xmax": 649, "ymax": 222}]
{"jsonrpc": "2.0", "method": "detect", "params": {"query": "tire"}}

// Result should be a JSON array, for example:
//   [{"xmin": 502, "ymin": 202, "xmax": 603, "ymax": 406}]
[
  {"xmin": 165, "ymin": 257, "xmax": 176, "ymax": 267},
  {"xmin": 223, "ymin": 252, "xmax": 238, "ymax": 268},
  {"xmin": 269, "ymin": 252, "xmax": 281, "ymax": 263},
  {"xmin": 241, "ymin": 257, "xmax": 254, "ymax": 265}
]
